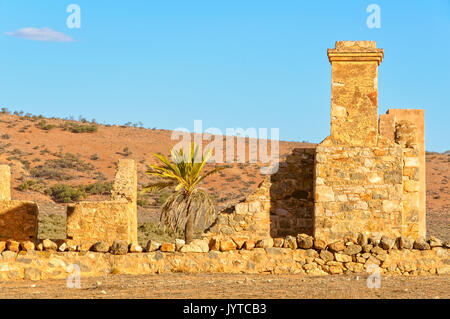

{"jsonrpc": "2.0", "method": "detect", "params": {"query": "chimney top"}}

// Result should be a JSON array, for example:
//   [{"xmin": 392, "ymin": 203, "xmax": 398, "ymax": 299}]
[{"xmin": 328, "ymin": 41, "xmax": 384, "ymax": 65}]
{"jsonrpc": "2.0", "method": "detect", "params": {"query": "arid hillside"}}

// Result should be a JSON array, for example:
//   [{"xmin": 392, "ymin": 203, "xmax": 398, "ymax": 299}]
[{"xmin": 0, "ymin": 112, "xmax": 448, "ymax": 240}]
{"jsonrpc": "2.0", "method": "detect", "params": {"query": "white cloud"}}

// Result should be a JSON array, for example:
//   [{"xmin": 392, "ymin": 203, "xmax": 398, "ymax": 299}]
[{"xmin": 5, "ymin": 27, "xmax": 73, "ymax": 42}]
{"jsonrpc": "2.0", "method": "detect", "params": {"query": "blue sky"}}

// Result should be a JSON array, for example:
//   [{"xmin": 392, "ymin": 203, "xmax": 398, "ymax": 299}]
[{"xmin": 1, "ymin": 0, "xmax": 449, "ymax": 151}]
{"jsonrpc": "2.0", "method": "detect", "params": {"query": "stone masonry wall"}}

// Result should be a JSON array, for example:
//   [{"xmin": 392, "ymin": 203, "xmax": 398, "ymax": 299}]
[
  {"xmin": 0, "ymin": 165, "xmax": 39, "ymax": 241},
  {"xmin": 203, "ymin": 147, "xmax": 315, "ymax": 242},
  {"xmin": 66, "ymin": 159, "xmax": 138, "ymax": 247},
  {"xmin": 314, "ymin": 137, "xmax": 405, "ymax": 243}
]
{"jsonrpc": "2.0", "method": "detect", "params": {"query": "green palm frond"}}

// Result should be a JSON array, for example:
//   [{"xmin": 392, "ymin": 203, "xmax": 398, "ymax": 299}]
[{"xmin": 144, "ymin": 143, "xmax": 226, "ymax": 233}]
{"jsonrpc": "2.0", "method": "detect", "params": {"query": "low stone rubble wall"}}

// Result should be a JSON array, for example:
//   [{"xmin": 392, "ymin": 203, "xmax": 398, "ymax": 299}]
[{"xmin": 0, "ymin": 234, "xmax": 448, "ymax": 281}]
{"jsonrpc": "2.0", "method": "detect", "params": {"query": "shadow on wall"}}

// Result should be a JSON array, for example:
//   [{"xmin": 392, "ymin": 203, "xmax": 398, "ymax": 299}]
[
  {"xmin": 269, "ymin": 147, "xmax": 316, "ymax": 238},
  {"xmin": 0, "ymin": 201, "xmax": 39, "ymax": 241}
]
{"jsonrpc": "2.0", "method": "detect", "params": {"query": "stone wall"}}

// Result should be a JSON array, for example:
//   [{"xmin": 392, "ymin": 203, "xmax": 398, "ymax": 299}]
[
  {"xmin": 203, "ymin": 147, "xmax": 315, "ymax": 241},
  {"xmin": 66, "ymin": 159, "xmax": 138, "ymax": 247},
  {"xmin": 0, "ymin": 165, "xmax": 39, "ymax": 241},
  {"xmin": 314, "ymin": 137, "xmax": 405, "ymax": 242},
  {"xmin": 0, "ymin": 235, "xmax": 448, "ymax": 281},
  {"xmin": 0, "ymin": 201, "xmax": 38, "ymax": 241},
  {"xmin": 269, "ymin": 147, "xmax": 315, "ymax": 237}
]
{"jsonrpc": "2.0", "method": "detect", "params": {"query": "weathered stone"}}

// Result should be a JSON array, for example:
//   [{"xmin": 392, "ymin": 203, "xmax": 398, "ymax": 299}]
[
  {"xmin": 110, "ymin": 240, "xmax": 128, "ymax": 255},
  {"xmin": 175, "ymin": 239, "xmax": 185, "ymax": 251},
  {"xmin": 334, "ymin": 253, "xmax": 352, "ymax": 263},
  {"xmin": 398, "ymin": 236, "xmax": 414, "ymax": 250},
  {"xmin": 58, "ymin": 242, "xmax": 67, "ymax": 252},
  {"xmin": 220, "ymin": 239, "xmax": 237, "ymax": 251},
  {"xmin": 42, "ymin": 239, "xmax": 57, "ymax": 251},
  {"xmin": 343, "ymin": 244, "xmax": 362, "ymax": 255},
  {"xmin": 371, "ymin": 246, "xmax": 386, "ymax": 255},
  {"xmin": 413, "ymin": 239, "xmax": 430, "ymax": 250},
  {"xmin": 273, "ymin": 238, "xmax": 284, "ymax": 248},
  {"xmin": 6, "ymin": 240, "xmax": 19, "ymax": 252},
  {"xmin": 297, "ymin": 234, "xmax": 313, "ymax": 249},
  {"xmin": 357, "ymin": 233, "xmax": 368, "ymax": 246},
  {"xmin": 319, "ymin": 250, "xmax": 334, "ymax": 262},
  {"xmin": 160, "ymin": 243, "xmax": 176, "ymax": 252},
  {"xmin": 243, "ymin": 240, "xmax": 255, "ymax": 250},
  {"xmin": 20, "ymin": 241, "xmax": 35, "ymax": 252},
  {"xmin": 129, "ymin": 244, "xmax": 143, "ymax": 253},
  {"xmin": 429, "ymin": 236, "xmax": 443, "ymax": 248},
  {"xmin": 24, "ymin": 268, "xmax": 42, "ymax": 281},
  {"xmin": 255, "ymin": 238, "xmax": 273, "ymax": 249},
  {"xmin": 328, "ymin": 241, "xmax": 345, "ymax": 253},
  {"xmin": 313, "ymin": 238, "xmax": 327, "ymax": 250},
  {"xmin": 232, "ymin": 237, "xmax": 246, "ymax": 250},
  {"xmin": 36, "ymin": 243, "xmax": 43, "ymax": 251},
  {"xmin": 380, "ymin": 236, "xmax": 396, "ymax": 250},
  {"xmin": 145, "ymin": 240, "xmax": 161, "ymax": 252},
  {"xmin": 362, "ymin": 244, "xmax": 373, "ymax": 253},
  {"xmin": 92, "ymin": 241, "xmax": 110, "ymax": 253},
  {"xmin": 283, "ymin": 236, "xmax": 297, "ymax": 249},
  {"xmin": 180, "ymin": 239, "xmax": 209, "ymax": 253},
  {"xmin": 208, "ymin": 238, "xmax": 220, "ymax": 251}
]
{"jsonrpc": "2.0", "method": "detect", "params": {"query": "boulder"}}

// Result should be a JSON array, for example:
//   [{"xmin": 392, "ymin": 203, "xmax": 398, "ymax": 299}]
[
  {"xmin": 273, "ymin": 238, "xmax": 284, "ymax": 248},
  {"xmin": 42, "ymin": 239, "xmax": 57, "ymax": 251},
  {"xmin": 58, "ymin": 242, "xmax": 67, "ymax": 252},
  {"xmin": 357, "ymin": 233, "xmax": 368, "ymax": 246},
  {"xmin": 255, "ymin": 238, "xmax": 274, "ymax": 249},
  {"xmin": 284, "ymin": 236, "xmax": 298, "ymax": 249},
  {"xmin": 243, "ymin": 240, "xmax": 255, "ymax": 250},
  {"xmin": 110, "ymin": 240, "xmax": 129, "ymax": 255},
  {"xmin": 129, "ymin": 244, "xmax": 143, "ymax": 253},
  {"xmin": 180, "ymin": 239, "xmax": 209, "ymax": 253},
  {"xmin": 220, "ymin": 239, "xmax": 237, "ymax": 251},
  {"xmin": 160, "ymin": 243, "xmax": 176, "ymax": 252},
  {"xmin": 313, "ymin": 238, "xmax": 327, "ymax": 250},
  {"xmin": 413, "ymin": 239, "xmax": 430, "ymax": 250},
  {"xmin": 328, "ymin": 241, "xmax": 345, "ymax": 253},
  {"xmin": 343, "ymin": 244, "xmax": 362, "ymax": 255},
  {"xmin": 20, "ymin": 241, "xmax": 35, "ymax": 252},
  {"xmin": 145, "ymin": 240, "xmax": 161, "ymax": 252},
  {"xmin": 429, "ymin": 236, "xmax": 443, "ymax": 248},
  {"xmin": 297, "ymin": 234, "xmax": 313, "ymax": 249},
  {"xmin": 6, "ymin": 240, "xmax": 20, "ymax": 252},
  {"xmin": 319, "ymin": 250, "xmax": 334, "ymax": 262},
  {"xmin": 398, "ymin": 236, "xmax": 414, "ymax": 250},
  {"xmin": 380, "ymin": 236, "xmax": 396, "ymax": 250},
  {"xmin": 175, "ymin": 239, "xmax": 185, "ymax": 251},
  {"xmin": 92, "ymin": 241, "xmax": 110, "ymax": 253}
]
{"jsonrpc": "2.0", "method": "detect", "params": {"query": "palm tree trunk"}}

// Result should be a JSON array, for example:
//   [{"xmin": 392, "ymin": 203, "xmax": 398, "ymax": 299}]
[{"xmin": 184, "ymin": 198, "xmax": 194, "ymax": 244}]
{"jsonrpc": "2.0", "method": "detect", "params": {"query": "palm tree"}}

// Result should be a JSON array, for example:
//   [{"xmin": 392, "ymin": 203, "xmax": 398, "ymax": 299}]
[{"xmin": 143, "ymin": 143, "xmax": 224, "ymax": 244}]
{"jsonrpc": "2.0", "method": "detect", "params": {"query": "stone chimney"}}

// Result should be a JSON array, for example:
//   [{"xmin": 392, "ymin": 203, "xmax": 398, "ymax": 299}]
[{"xmin": 327, "ymin": 41, "xmax": 384, "ymax": 147}]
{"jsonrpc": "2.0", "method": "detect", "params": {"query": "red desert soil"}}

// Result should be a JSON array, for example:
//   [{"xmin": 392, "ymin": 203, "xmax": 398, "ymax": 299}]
[
  {"xmin": 0, "ymin": 113, "xmax": 448, "ymax": 240},
  {"xmin": 0, "ymin": 273, "xmax": 449, "ymax": 299}
]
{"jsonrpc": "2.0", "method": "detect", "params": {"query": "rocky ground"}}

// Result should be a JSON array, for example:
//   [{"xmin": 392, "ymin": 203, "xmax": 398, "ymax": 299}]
[{"xmin": 0, "ymin": 273, "xmax": 449, "ymax": 299}]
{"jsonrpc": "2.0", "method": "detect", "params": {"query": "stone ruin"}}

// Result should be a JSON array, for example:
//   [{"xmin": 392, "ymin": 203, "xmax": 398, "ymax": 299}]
[
  {"xmin": 0, "ymin": 41, "xmax": 427, "ymax": 249},
  {"xmin": 205, "ymin": 41, "xmax": 426, "ymax": 245},
  {"xmin": 0, "ymin": 41, "xmax": 447, "ymax": 281},
  {"xmin": 0, "ymin": 159, "xmax": 137, "ymax": 247}
]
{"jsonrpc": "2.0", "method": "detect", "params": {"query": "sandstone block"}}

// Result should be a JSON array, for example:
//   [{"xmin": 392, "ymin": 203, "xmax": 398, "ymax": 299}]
[
  {"xmin": 297, "ymin": 234, "xmax": 313, "ymax": 249},
  {"xmin": 284, "ymin": 236, "xmax": 297, "ymax": 249},
  {"xmin": 314, "ymin": 238, "xmax": 327, "ymax": 250},
  {"xmin": 315, "ymin": 186, "xmax": 334, "ymax": 202},
  {"xmin": 429, "ymin": 236, "xmax": 443, "ymax": 248},
  {"xmin": 175, "ymin": 239, "xmax": 185, "ymax": 251},
  {"xmin": 160, "ymin": 243, "xmax": 176, "ymax": 252},
  {"xmin": 357, "ymin": 233, "xmax": 368, "ymax": 246},
  {"xmin": 334, "ymin": 253, "xmax": 352, "ymax": 263},
  {"xmin": 273, "ymin": 238, "xmax": 284, "ymax": 248},
  {"xmin": 343, "ymin": 244, "xmax": 362, "ymax": 255},
  {"xmin": 6, "ymin": 240, "xmax": 20, "ymax": 252},
  {"xmin": 145, "ymin": 240, "xmax": 161, "ymax": 252},
  {"xmin": 42, "ymin": 239, "xmax": 57, "ymax": 251},
  {"xmin": 398, "ymin": 236, "xmax": 414, "ymax": 250},
  {"xmin": 24, "ymin": 268, "xmax": 42, "ymax": 281},
  {"xmin": 380, "ymin": 236, "xmax": 396, "ymax": 250},
  {"xmin": 319, "ymin": 250, "xmax": 334, "ymax": 262},
  {"xmin": 220, "ymin": 239, "xmax": 237, "ymax": 251},
  {"xmin": 20, "ymin": 241, "xmax": 35, "ymax": 252},
  {"xmin": 110, "ymin": 240, "xmax": 128, "ymax": 255},
  {"xmin": 328, "ymin": 241, "xmax": 345, "ymax": 253},
  {"xmin": 208, "ymin": 238, "xmax": 220, "ymax": 251},
  {"xmin": 129, "ymin": 244, "xmax": 143, "ymax": 253},
  {"xmin": 92, "ymin": 241, "xmax": 110, "ymax": 253},
  {"xmin": 243, "ymin": 240, "xmax": 255, "ymax": 250},
  {"xmin": 413, "ymin": 239, "xmax": 430, "ymax": 250},
  {"xmin": 255, "ymin": 238, "xmax": 273, "ymax": 249},
  {"xmin": 58, "ymin": 242, "xmax": 67, "ymax": 252}
]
